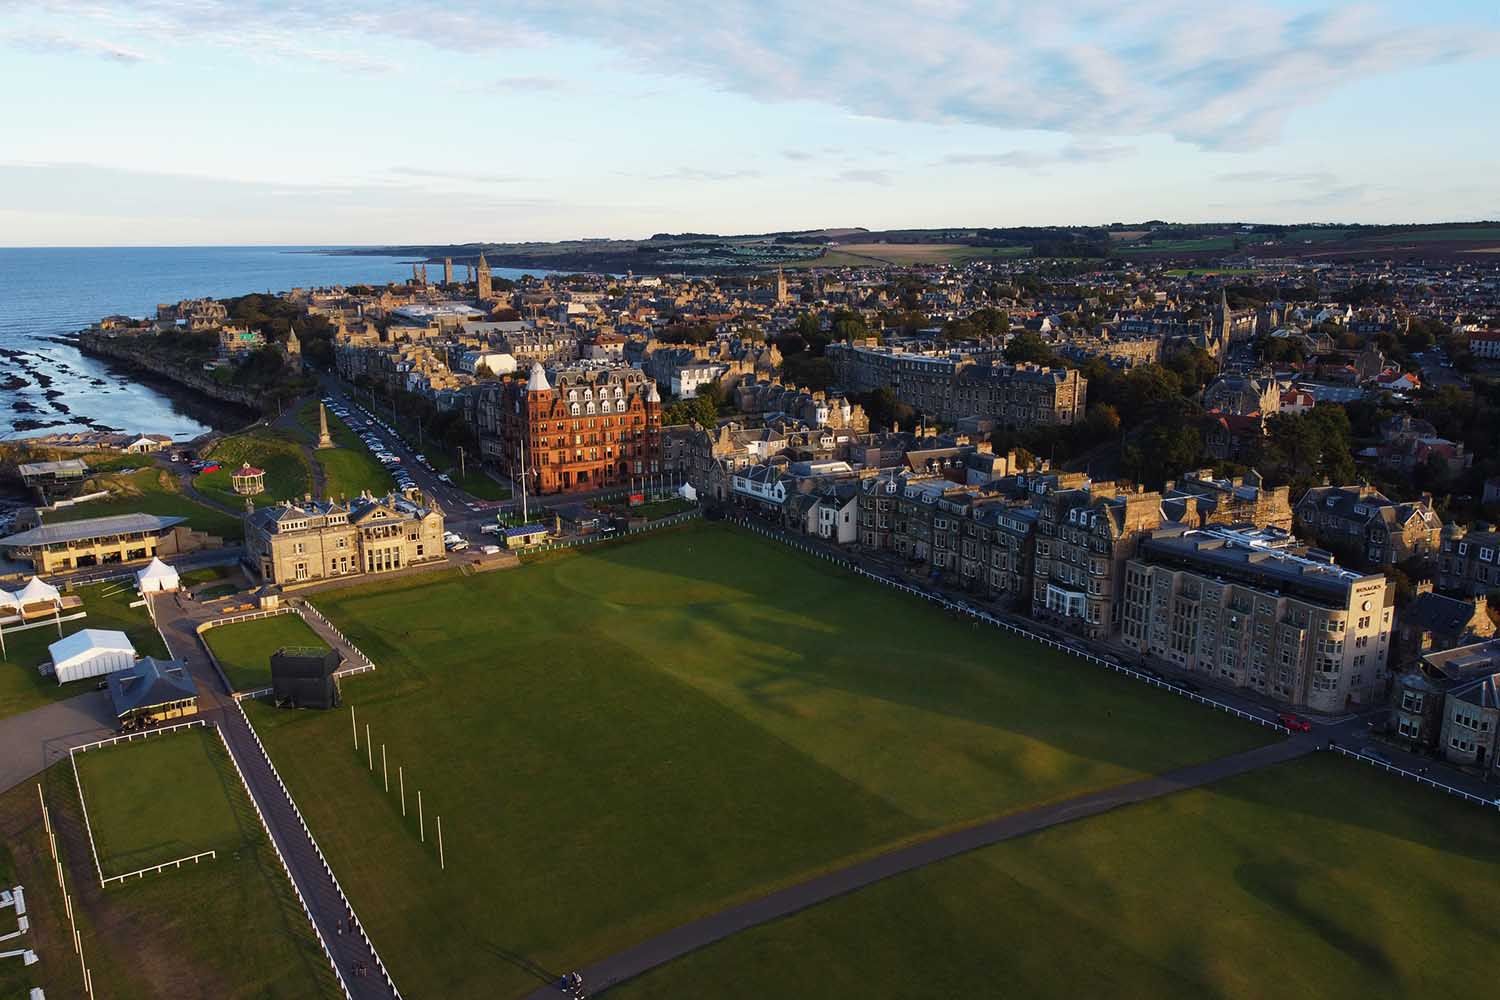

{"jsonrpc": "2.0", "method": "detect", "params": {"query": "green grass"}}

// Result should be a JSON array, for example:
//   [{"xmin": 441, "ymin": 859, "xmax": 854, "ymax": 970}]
[
  {"xmin": 247, "ymin": 524, "xmax": 1269, "ymax": 999},
  {"xmin": 7, "ymin": 755, "xmax": 340, "ymax": 998},
  {"xmin": 47, "ymin": 468, "xmax": 244, "ymax": 541},
  {"xmin": 1120, "ymin": 236, "xmax": 1237, "ymax": 253},
  {"xmin": 617, "ymin": 753, "xmax": 1500, "ymax": 1000},
  {"xmin": 296, "ymin": 400, "xmax": 396, "ymax": 500},
  {"xmin": 198, "ymin": 429, "xmax": 312, "ymax": 508},
  {"xmin": 179, "ymin": 564, "xmax": 235, "ymax": 587},
  {"xmin": 1369, "ymin": 225, "xmax": 1500, "ymax": 243},
  {"xmin": 203, "ymin": 614, "xmax": 330, "ymax": 691},
  {"xmin": 446, "ymin": 466, "xmax": 510, "ymax": 500},
  {"xmin": 0, "ymin": 582, "xmax": 169, "ymax": 722},
  {"xmin": 73, "ymin": 726, "xmax": 244, "ymax": 874}
]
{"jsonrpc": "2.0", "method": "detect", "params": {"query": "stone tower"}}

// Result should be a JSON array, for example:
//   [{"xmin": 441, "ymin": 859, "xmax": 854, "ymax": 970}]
[
  {"xmin": 443, "ymin": 257, "xmax": 453, "ymax": 285},
  {"xmin": 317, "ymin": 402, "xmax": 334, "ymax": 449},
  {"xmin": 476, "ymin": 253, "xmax": 493, "ymax": 301},
  {"xmin": 774, "ymin": 268, "xmax": 788, "ymax": 306}
]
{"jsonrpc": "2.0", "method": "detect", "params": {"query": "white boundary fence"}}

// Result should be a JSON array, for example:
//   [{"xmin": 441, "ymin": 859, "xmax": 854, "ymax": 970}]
[
  {"xmin": 210, "ymin": 719, "xmax": 356, "ymax": 999},
  {"xmin": 37, "ymin": 783, "xmax": 96, "ymax": 998},
  {"xmin": 521, "ymin": 508, "xmax": 701, "ymax": 555},
  {"xmin": 196, "ymin": 603, "xmax": 379, "ymax": 701},
  {"xmin": 234, "ymin": 700, "xmax": 403, "ymax": 998},
  {"xmin": 1325, "ymin": 744, "xmax": 1500, "ymax": 811},
  {"xmin": 728, "ymin": 516, "xmax": 1292, "ymax": 737},
  {"xmin": 68, "ymin": 720, "xmax": 215, "ymax": 888}
]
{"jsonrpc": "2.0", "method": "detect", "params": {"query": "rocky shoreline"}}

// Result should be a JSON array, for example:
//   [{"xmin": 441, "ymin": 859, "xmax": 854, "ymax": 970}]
[{"xmin": 73, "ymin": 331, "xmax": 262, "ymax": 428}]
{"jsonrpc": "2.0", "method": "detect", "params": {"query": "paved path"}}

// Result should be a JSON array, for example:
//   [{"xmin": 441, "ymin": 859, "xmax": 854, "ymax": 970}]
[
  {"xmin": 526, "ymin": 737, "xmax": 1317, "ymax": 999},
  {"xmin": 151, "ymin": 596, "xmax": 398, "ymax": 999},
  {"xmin": 0, "ymin": 691, "xmax": 116, "ymax": 794}
]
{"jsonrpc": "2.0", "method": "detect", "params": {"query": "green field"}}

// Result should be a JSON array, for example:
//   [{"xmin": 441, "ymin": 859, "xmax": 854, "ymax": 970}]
[
  {"xmin": 446, "ymin": 466, "xmax": 510, "ymax": 500},
  {"xmin": 1120, "ymin": 236, "xmax": 1237, "ymax": 253},
  {"xmin": 1370, "ymin": 225, "xmax": 1500, "ymax": 243},
  {"xmin": 204, "ymin": 613, "xmax": 331, "ymax": 691},
  {"xmin": 246, "ymin": 524, "xmax": 1268, "ymax": 998},
  {"xmin": 619, "ymin": 753, "xmax": 1500, "ymax": 999},
  {"xmin": 0, "ymin": 582, "xmax": 169, "ymax": 721},
  {"xmin": 4, "ymin": 752, "xmax": 339, "ymax": 998},
  {"xmin": 47, "ymin": 468, "xmax": 244, "ymax": 541},
  {"xmin": 297, "ymin": 401, "xmax": 395, "ymax": 499},
  {"xmin": 73, "ymin": 725, "xmax": 245, "ymax": 874},
  {"xmin": 179, "ymin": 564, "xmax": 236, "ymax": 587},
  {"xmin": 197, "ymin": 429, "xmax": 312, "ymax": 508}
]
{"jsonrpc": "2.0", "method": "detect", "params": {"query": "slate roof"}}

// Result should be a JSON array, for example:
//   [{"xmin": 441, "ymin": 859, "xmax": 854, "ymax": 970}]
[
  {"xmin": 107, "ymin": 657, "xmax": 197, "ymax": 717},
  {"xmin": 1, "ymin": 514, "xmax": 184, "ymax": 548}
]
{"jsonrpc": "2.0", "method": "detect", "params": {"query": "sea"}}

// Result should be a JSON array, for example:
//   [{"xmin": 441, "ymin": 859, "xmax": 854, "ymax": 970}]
[{"xmin": 0, "ymin": 246, "xmax": 536, "ymax": 441}]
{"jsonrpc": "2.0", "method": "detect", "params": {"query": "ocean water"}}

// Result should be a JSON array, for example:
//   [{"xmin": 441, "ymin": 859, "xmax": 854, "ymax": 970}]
[{"xmin": 0, "ymin": 246, "xmax": 531, "ymax": 440}]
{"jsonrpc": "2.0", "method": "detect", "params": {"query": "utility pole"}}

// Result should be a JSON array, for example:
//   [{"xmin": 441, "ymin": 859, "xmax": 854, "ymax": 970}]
[
  {"xmin": 519, "ymin": 429, "xmax": 529, "ymax": 524},
  {"xmin": 458, "ymin": 445, "xmax": 466, "ymax": 481}
]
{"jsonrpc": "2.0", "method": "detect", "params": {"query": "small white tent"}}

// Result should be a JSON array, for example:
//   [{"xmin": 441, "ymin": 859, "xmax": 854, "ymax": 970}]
[
  {"xmin": 48, "ymin": 629, "xmax": 136, "ymax": 685},
  {"xmin": 16, "ymin": 576, "xmax": 61, "ymax": 608},
  {"xmin": 135, "ymin": 557, "xmax": 180, "ymax": 594},
  {"xmin": 0, "ymin": 588, "xmax": 18, "ymax": 615},
  {"xmin": 677, "ymin": 483, "xmax": 698, "ymax": 502}
]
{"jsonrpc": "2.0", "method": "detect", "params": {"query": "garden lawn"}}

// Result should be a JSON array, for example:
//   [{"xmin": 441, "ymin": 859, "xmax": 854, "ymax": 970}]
[
  {"xmin": 9, "ymin": 756, "xmax": 340, "ymax": 999},
  {"xmin": 446, "ymin": 466, "xmax": 509, "ymax": 500},
  {"xmin": 203, "ymin": 614, "xmax": 330, "ymax": 691},
  {"xmin": 298, "ymin": 400, "xmax": 395, "ymax": 499},
  {"xmin": 72, "ymin": 726, "xmax": 244, "ymax": 875},
  {"xmin": 0, "ymin": 582, "xmax": 169, "ymax": 721},
  {"xmin": 247, "ymin": 523, "xmax": 1270, "ymax": 999},
  {"xmin": 48, "ymin": 468, "xmax": 243, "ymax": 541},
  {"xmin": 197, "ymin": 429, "xmax": 311, "ymax": 507},
  {"xmin": 617, "ymin": 754, "xmax": 1500, "ymax": 1000}
]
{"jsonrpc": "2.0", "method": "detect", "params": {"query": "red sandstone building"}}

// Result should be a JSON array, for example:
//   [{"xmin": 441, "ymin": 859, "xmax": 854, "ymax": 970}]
[{"xmin": 472, "ymin": 362, "xmax": 662, "ymax": 494}]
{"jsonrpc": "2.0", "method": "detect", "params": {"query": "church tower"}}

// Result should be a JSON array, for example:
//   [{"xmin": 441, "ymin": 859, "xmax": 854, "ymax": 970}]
[
  {"xmin": 476, "ymin": 253, "xmax": 493, "ymax": 301},
  {"xmin": 443, "ymin": 257, "xmax": 453, "ymax": 285},
  {"xmin": 774, "ymin": 268, "xmax": 789, "ymax": 306}
]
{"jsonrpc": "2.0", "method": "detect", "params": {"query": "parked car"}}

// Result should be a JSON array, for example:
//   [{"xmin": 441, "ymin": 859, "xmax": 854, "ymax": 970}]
[
  {"xmin": 200, "ymin": 463, "xmax": 222, "ymax": 474},
  {"xmin": 1277, "ymin": 712, "xmax": 1313, "ymax": 732},
  {"xmin": 445, "ymin": 539, "xmax": 468, "ymax": 552},
  {"xmin": 1358, "ymin": 747, "xmax": 1392, "ymax": 764},
  {"xmin": 480, "ymin": 523, "xmax": 501, "ymax": 535},
  {"xmin": 438, "ymin": 473, "xmax": 452, "ymax": 484}
]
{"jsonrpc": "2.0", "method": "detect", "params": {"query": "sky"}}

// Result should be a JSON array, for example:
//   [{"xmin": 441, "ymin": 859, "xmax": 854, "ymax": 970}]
[{"xmin": 1, "ymin": 0, "xmax": 1497, "ymax": 246}]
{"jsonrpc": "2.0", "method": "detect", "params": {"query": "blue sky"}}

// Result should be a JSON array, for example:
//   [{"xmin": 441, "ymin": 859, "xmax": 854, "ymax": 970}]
[{"xmin": 1, "ymin": 0, "xmax": 1496, "ymax": 245}]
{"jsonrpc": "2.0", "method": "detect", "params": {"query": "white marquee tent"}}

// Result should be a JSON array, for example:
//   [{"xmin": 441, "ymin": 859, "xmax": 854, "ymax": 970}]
[
  {"xmin": 0, "ymin": 588, "xmax": 17, "ymax": 614},
  {"xmin": 16, "ymin": 576, "xmax": 61, "ymax": 607},
  {"xmin": 48, "ymin": 629, "xmax": 137, "ymax": 685},
  {"xmin": 135, "ymin": 557, "xmax": 181, "ymax": 593},
  {"xmin": 677, "ymin": 483, "xmax": 698, "ymax": 502}
]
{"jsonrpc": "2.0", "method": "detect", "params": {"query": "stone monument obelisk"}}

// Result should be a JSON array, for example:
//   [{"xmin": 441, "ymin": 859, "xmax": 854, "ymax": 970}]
[{"xmin": 317, "ymin": 402, "xmax": 335, "ymax": 449}]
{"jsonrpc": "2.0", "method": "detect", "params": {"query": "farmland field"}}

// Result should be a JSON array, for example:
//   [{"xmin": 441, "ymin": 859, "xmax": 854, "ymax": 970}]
[
  {"xmin": 246, "ymin": 523, "xmax": 1268, "ymax": 998},
  {"xmin": 618, "ymin": 753, "xmax": 1500, "ymax": 1000}
]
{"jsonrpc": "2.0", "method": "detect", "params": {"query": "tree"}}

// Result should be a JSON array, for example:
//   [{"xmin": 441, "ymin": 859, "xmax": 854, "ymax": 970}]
[
  {"xmin": 663, "ymin": 394, "xmax": 717, "ymax": 429},
  {"xmin": 1004, "ymin": 332, "xmax": 1057, "ymax": 366},
  {"xmin": 854, "ymin": 387, "xmax": 915, "ymax": 431},
  {"xmin": 1086, "ymin": 402, "xmax": 1121, "ymax": 438}
]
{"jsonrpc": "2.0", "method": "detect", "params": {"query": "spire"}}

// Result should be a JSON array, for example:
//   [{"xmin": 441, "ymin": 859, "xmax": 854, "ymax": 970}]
[
  {"xmin": 526, "ymin": 361, "xmax": 551, "ymax": 392},
  {"xmin": 646, "ymin": 380, "xmax": 661, "ymax": 404}
]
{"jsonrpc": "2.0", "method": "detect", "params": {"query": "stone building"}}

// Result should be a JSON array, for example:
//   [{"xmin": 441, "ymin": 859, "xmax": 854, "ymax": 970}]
[
  {"xmin": 857, "ymin": 473, "xmax": 1038, "ymax": 609},
  {"xmin": 1437, "ymin": 523, "xmax": 1500, "ymax": 596},
  {"xmin": 1122, "ymin": 525, "xmax": 1393, "ymax": 712},
  {"xmin": 244, "ymin": 491, "xmax": 446, "ymax": 585},
  {"xmin": 825, "ymin": 342, "xmax": 1086, "ymax": 427},
  {"xmin": 1294, "ymin": 485, "xmax": 1442, "ymax": 569},
  {"xmin": 1030, "ymin": 484, "xmax": 1165, "ymax": 641},
  {"xmin": 1202, "ymin": 373, "xmax": 1282, "ymax": 417},
  {"xmin": 1163, "ymin": 469, "xmax": 1293, "ymax": 532},
  {"xmin": 471, "ymin": 362, "xmax": 662, "ymax": 495},
  {"xmin": 1396, "ymin": 640, "xmax": 1500, "ymax": 773}
]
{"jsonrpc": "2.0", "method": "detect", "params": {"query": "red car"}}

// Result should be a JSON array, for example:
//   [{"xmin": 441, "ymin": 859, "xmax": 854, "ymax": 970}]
[{"xmin": 1277, "ymin": 712, "xmax": 1313, "ymax": 733}]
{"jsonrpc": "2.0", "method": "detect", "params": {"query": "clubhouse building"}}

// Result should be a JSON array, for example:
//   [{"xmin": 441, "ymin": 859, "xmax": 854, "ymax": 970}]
[
  {"xmin": 244, "ymin": 490, "xmax": 446, "ymax": 586},
  {"xmin": 0, "ymin": 513, "xmax": 208, "ymax": 574}
]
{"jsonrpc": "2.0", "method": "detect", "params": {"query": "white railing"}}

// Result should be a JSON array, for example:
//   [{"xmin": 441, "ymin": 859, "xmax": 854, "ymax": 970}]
[
  {"xmin": 70, "ymin": 718, "xmax": 207, "ymax": 754},
  {"xmin": 1325, "ymin": 744, "xmax": 1500, "ymax": 811},
  {"xmin": 70, "ymin": 720, "xmax": 215, "ymax": 889},
  {"xmin": 197, "ymin": 602, "xmax": 381, "ymax": 698},
  {"xmin": 101, "ymin": 849, "xmax": 217, "ymax": 887},
  {"xmin": 728, "ymin": 516, "xmax": 1293, "ymax": 737},
  {"xmin": 212, "ymin": 720, "xmax": 355, "ymax": 999},
  {"xmin": 521, "ymin": 509, "xmax": 701, "ymax": 555},
  {"xmin": 234, "ymin": 701, "xmax": 403, "ymax": 999}
]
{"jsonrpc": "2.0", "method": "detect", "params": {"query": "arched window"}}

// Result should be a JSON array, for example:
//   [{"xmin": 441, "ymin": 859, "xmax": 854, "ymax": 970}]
[
  {"xmin": 570, "ymin": 403, "xmax": 580, "ymax": 416},
  {"xmin": 600, "ymin": 400, "xmax": 612, "ymax": 413},
  {"xmin": 586, "ymin": 402, "xmax": 596, "ymax": 415},
  {"xmin": 584, "ymin": 388, "xmax": 594, "ymax": 400},
  {"xmin": 568, "ymin": 389, "xmax": 579, "ymax": 402}
]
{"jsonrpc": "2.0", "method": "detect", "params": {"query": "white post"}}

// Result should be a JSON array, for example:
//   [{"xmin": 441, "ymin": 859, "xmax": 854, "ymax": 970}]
[
  {"xmin": 382, "ymin": 744, "xmax": 388, "ymax": 792},
  {"xmin": 437, "ymin": 815, "xmax": 444, "ymax": 870},
  {"xmin": 418, "ymin": 790, "xmax": 424, "ymax": 842},
  {"xmin": 366, "ymin": 724, "xmax": 372, "ymax": 771},
  {"xmin": 351, "ymin": 706, "xmax": 358, "ymax": 750},
  {"xmin": 400, "ymin": 766, "xmax": 405, "ymax": 815}
]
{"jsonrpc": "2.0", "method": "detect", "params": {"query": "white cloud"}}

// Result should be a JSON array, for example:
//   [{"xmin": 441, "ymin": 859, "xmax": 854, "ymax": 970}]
[
  {"xmin": 942, "ymin": 141, "xmax": 1135, "ymax": 169},
  {"xmin": 837, "ymin": 168, "xmax": 892, "ymax": 186},
  {"xmin": 8, "ymin": 2, "xmax": 1492, "ymax": 149}
]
